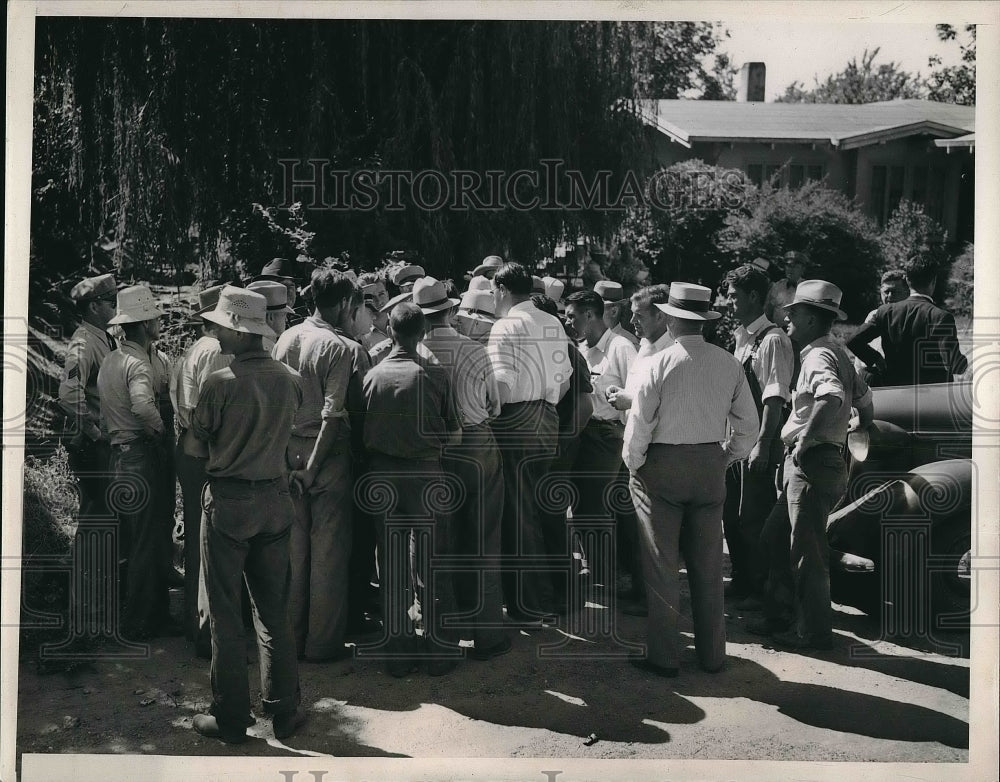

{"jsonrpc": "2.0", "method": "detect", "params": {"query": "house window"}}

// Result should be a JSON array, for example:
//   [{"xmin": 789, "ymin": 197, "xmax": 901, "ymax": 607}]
[
  {"xmin": 789, "ymin": 165, "xmax": 804, "ymax": 188},
  {"xmin": 870, "ymin": 164, "xmax": 905, "ymax": 226},
  {"xmin": 807, "ymin": 165, "xmax": 824, "ymax": 182},
  {"xmin": 764, "ymin": 164, "xmax": 781, "ymax": 184},
  {"xmin": 747, "ymin": 164, "xmax": 763, "ymax": 187}
]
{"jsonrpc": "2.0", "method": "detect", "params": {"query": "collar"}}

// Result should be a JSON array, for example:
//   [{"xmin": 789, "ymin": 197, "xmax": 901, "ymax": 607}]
[
  {"xmin": 507, "ymin": 300, "xmax": 537, "ymax": 316},
  {"xmin": 644, "ymin": 330, "xmax": 673, "ymax": 354},
  {"xmin": 741, "ymin": 313, "xmax": 773, "ymax": 336},
  {"xmin": 909, "ymin": 293, "xmax": 935, "ymax": 303},
  {"xmin": 232, "ymin": 350, "xmax": 271, "ymax": 363},
  {"xmin": 305, "ymin": 314, "xmax": 336, "ymax": 333},
  {"xmin": 674, "ymin": 334, "xmax": 705, "ymax": 346},
  {"xmin": 425, "ymin": 324, "xmax": 460, "ymax": 339},
  {"xmin": 121, "ymin": 339, "xmax": 148, "ymax": 356},
  {"xmin": 387, "ymin": 344, "xmax": 420, "ymax": 359},
  {"xmin": 802, "ymin": 334, "xmax": 835, "ymax": 354},
  {"xmin": 590, "ymin": 327, "xmax": 614, "ymax": 353},
  {"xmin": 82, "ymin": 320, "xmax": 110, "ymax": 341}
]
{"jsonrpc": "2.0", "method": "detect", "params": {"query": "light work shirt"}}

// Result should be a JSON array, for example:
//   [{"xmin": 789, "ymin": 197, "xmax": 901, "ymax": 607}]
[
  {"xmin": 733, "ymin": 314, "xmax": 795, "ymax": 404},
  {"xmin": 421, "ymin": 324, "xmax": 502, "ymax": 428},
  {"xmin": 579, "ymin": 327, "xmax": 637, "ymax": 423},
  {"xmin": 487, "ymin": 301, "xmax": 572, "ymax": 406},
  {"xmin": 168, "ymin": 335, "xmax": 232, "ymax": 431},
  {"xmin": 97, "ymin": 340, "xmax": 167, "ymax": 444}
]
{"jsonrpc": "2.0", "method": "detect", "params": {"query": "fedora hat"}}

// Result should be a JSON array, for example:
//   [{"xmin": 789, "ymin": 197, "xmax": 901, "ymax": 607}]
[
  {"xmin": 201, "ymin": 286, "xmax": 276, "ymax": 338},
  {"xmin": 531, "ymin": 275, "xmax": 546, "ymax": 295},
  {"xmin": 247, "ymin": 280, "xmax": 295, "ymax": 313},
  {"xmin": 412, "ymin": 276, "xmax": 460, "ymax": 315},
  {"xmin": 654, "ymin": 282, "xmax": 721, "ymax": 321},
  {"xmin": 783, "ymin": 279, "xmax": 847, "ymax": 321},
  {"xmin": 541, "ymin": 276, "xmax": 565, "ymax": 303},
  {"xmin": 471, "ymin": 255, "xmax": 504, "ymax": 278},
  {"xmin": 458, "ymin": 289, "xmax": 497, "ymax": 320},
  {"xmin": 187, "ymin": 284, "xmax": 229, "ymax": 323},
  {"xmin": 593, "ymin": 280, "xmax": 625, "ymax": 305},
  {"xmin": 467, "ymin": 275, "xmax": 493, "ymax": 293},
  {"xmin": 254, "ymin": 257, "xmax": 296, "ymax": 282},
  {"xmin": 379, "ymin": 289, "xmax": 414, "ymax": 314},
  {"xmin": 783, "ymin": 251, "xmax": 809, "ymax": 267},
  {"xmin": 70, "ymin": 273, "xmax": 117, "ymax": 303},
  {"xmin": 390, "ymin": 264, "xmax": 425, "ymax": 288},
  {"xmin": 107, "ymin": 285, "xmax": 166, "ymax": 325}
]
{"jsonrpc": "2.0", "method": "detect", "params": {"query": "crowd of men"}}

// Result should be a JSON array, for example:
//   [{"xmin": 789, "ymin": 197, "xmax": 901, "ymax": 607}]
[{"xmin": 57, "ymin": 248, "xmax": 967, "ymax": 742}]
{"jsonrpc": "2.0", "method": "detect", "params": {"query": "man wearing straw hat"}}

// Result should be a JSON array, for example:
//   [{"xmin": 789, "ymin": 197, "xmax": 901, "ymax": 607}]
[
  {"xmin": 273, "ymin": 267, "xmax": 371, "ymax": 662},
  {"xmin": 468, "ymin": 254, "xmax": 505, "ymax": 280},
  {"xmin": 247, "ymin": 279, "xmax": 296, "ymax": 352},
  {"xmin": 191, "ymin": 286, "xmax": 306, "ymax": 743},
  {"xmin": 623, "ymin": 282, "xmax": 758, "ymax": 676},
  {"xmin": 417, "ymin": 277, "xmax": 510, "ymax": 661},
  {"xmin": 97, "ymin": 284, "xmax": 181, "ymax": 641},
  {"xmin": 455, "ymin": 288, "xmax": 498, "ymax": 344},
  {"xmin": 595, "ymin": 280, "xmax": 641, "ymax": 350},
  {"xmin": 169, "ymin": 284, "xmax": 233, "ymax": 653},
  {"xmin": 749, "ymin": 280, "xmax": 873, "ymax": 650}
]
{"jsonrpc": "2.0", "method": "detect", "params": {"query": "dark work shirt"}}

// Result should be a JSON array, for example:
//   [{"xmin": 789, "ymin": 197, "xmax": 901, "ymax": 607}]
[
  {"xmin": 556, "ymin": 342, "xmax": 594, "ymax": 436},
  {"xmin": 193, "ymin": 351, "xmax": 303, "ymax": 480},
  {"xmin": 362, "ymin": 345, "xmax": 461, "ymax": 460}
]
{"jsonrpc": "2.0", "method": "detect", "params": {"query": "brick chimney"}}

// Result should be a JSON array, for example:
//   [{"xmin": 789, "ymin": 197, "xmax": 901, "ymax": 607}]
[{"xmin": 737, "ymin": 62, "xmax": 766, "ymax": 102}]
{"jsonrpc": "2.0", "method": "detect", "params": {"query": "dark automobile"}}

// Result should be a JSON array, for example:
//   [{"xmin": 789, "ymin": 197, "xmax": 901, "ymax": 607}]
[{"xmin": 827, "ymin": 381, "xmax": 973, "ymax": 629}]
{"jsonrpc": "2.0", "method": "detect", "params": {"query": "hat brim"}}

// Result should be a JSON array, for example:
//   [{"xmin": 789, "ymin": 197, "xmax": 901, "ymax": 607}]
[
  {"xmin": 783, "ymin": 300, "xmax": 847, "ymax": 321},
  {"xmin": 418, "ymin": 297, "xmax": 460, "ymax": 315},
  {"xmin": 471, "ymin": 265, "xmax": 500, "ymax": 278},
  {"xmin": 600, "ymin": 297, "xmax": 627, "ymax": 308},
  {"xmin": 201, "ymin": 310, "xmax": 276, "ymax": 338},
  {"xmin": 107, "ymin": 308, "xmax": 166, "ymax": 325},
  {"xmin": 654, "ymin": 303, "xmax": 721, "ymax": 321},
  {"xmin": 253, "ymin": 273, "xmax": 295, "ymax": 283},
  {"xmin": 380, "ymin": 291, "xmax": 414, "ymax": 314}
]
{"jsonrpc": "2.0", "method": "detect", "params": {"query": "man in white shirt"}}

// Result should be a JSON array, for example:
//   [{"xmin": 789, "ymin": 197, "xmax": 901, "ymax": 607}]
[
  {"xmin": 594, "ymin": 279, "xmax": 641, "ymax": 350},
  {"xmin": 722, "ymin": 264, "xmax": 796, "ymax": 610},
  {"xmin": 623, "ymin": 283, "xmax": 758, "ymax": 676},
  {"xmin": 563, "ymin": 290, "xmax": 637, "ymax": 593},
  {"xmin": 488, "ymin": 262, "xmax": 573, "ymax": 622}
]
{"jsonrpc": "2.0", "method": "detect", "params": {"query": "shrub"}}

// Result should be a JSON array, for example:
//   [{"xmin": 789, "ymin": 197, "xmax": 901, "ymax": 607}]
[
  {"xmin": 879, "ymin": 200, "xmax": 951, "ymax": 299},
  {"xmin": 946, "ymin": 242, "xmax": 973, "ymax": 319}
]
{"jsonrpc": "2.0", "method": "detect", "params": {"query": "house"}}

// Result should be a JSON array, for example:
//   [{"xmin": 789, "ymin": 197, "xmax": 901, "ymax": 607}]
[{"xmin": 635, "ymin": 65, "xmax": 975, "ymax": 245}]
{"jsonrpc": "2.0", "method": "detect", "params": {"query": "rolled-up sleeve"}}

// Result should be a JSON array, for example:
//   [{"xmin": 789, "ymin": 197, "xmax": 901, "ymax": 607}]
[
  {"xmin": 806, "ymin": 349, "xmax": 845, "ymax": 401},
  {"xmin": 759, "ymin": 333, "xmax": 795, "ymax": 403},
  {"xmin": 320, "ymin": 344, "xmax": 352, "ymax": 421}
]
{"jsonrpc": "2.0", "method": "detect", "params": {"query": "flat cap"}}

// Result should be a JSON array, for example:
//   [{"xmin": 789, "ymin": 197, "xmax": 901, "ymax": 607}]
[{"xmin": 70, "ymin": 273, "xmax": 116, "ymax": 303}]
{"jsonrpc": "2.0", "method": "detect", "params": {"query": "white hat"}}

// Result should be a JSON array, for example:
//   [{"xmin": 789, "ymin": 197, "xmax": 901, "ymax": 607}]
[
  {"xmin": 390, "ymin": 264, "xmax": 425, "ymax": 288},
  {"xmin": 593, "ymin": 280, "xmax": 626, "ymax": 305},
  {"xmin": 467, "ymin": 275, "xmax": 493, "ymax": 292},
  {"xmin": 107, "ymin": 285, "xmax": 165, "ymax": 325},
  {"xmin": 458, "ymin": 289, "xmax": 497, "ymax": 320},
  {"xmin": 201, "ymin": 286, "xmax": 276, "ymax": 338},
  {"xmin": 784, "ymin": 279, "xmax": 847, "ymax": 321},
  {"xmin": 655, "ymin": 282, "xmax": 721, "ymax": 321},
  {"xmin": 470, "ymin": 255, "xmax": 504, "ymax": 278},
  {"xmin": 379, "ymin": 289, "xmax": 414, "ymax": 314},
  {"xmin": 542, "ymin": 276, "xmax": 565, "ymax": 302},
  {"xmin": 247, "ymin": 280, "xmax": 295, "ymax": 313},
  {"xmin": 412, "ymin": 276, "xmax": 460, "ymax": 314}
]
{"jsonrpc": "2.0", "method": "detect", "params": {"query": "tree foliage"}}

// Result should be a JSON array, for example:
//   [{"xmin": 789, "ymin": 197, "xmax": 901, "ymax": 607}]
[
  {"xmin": 629, "ymin": 22, "xmax": 735, "ymax": 99},
  {"xmin": 777, "ymin": 48, "xmax": 926, "ymax": 104},
  {"xmin": 945, "ymin": 242, "xmax": 974, "ymax": 319},
  {"xmin": 878, "ymin": 200, "xmax": 950, "ymax": 276},
  {"xmin": 927, "ymin": 24, "xmax": 976, "ymax": 106}
]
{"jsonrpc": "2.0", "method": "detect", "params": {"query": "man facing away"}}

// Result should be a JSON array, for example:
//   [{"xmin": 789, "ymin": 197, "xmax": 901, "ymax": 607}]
[
  {"xmin": 272, "ymin": 268, "xmax": 371, "ymax": 662},
  {"xmin": 488, "ymin": 262, "xmax": 573, "ymax": 623},
  {"xmin": 750, "ymin": 280, "xmax": 874, "ymax": 650},
  {"xmin": 361, "ymin": 302, "xmax": 464, "ymax": 677},
  {"xmin": 722, "ymin": 264, "xmax": 796, "ymax": 610},
  {"xmin": 191, "ymin": 286, "xmax": 306, "ymax": 743},
  {"xmin": 623, "ymin": 282, "xmax": 758, "ymax": 677},
  {"xmin": 848, "ymin": 256, "xmax": 967, "ymax": 386}
]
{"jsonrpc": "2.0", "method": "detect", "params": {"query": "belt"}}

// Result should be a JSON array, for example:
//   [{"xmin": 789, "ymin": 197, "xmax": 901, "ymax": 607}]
[{"xmin": 210, "ymin": 475, "xmax": 284, "ymax": 488}]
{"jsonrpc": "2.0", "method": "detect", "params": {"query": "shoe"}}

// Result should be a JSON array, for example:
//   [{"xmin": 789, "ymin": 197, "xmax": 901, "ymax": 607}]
[
  {"xmin": 771, "ymin": 629, "xmax": 834, "ymax": 650},
  {"xmin": 426, "ymin": 656, "xmax": 460, "ymax": 677},
  {"xmin": 272, "ymin": 708, "xmax": 307, "ymax": 740},
  {"xmin": 745, "ymin": 618, "xmax": 788, "ymax": 637},
  {"xmin": 192, "ymin": 713, "xmax": 248, "ymax": 744},
  {"xmin": 505, "ymin": 607, "xmax": 558, "ymax": 625},
  {"xmin": 620, "ymin": 600, "xmax": 648, "ymax": 617},
  {"xmin": 471, "ymin": 636, "xmax": 512, "ymax": 661},
  {"xmin": 735, "ymin": 595, "xmax": 764, "ymax": 611},
  {"xmin": 629, "ymin": 657, "xmax": 679, "ymax": 678}
]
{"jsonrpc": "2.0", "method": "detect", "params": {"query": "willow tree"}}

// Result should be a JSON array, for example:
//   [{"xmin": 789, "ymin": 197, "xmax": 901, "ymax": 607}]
[{"xmin": 31, "ymin": 19, "xmax": 731, "ymax": 284}]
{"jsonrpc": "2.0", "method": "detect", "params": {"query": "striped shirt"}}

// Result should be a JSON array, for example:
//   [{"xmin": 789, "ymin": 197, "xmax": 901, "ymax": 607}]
[
  {"xmin": 579, "ymin": 327, "xmax": 637, "ymax": 423},
  {"xmin": 623, "ymin": 334, "xmax": 758, "ymax": 472},
  {"xmin": 487, "ymin": 301, "xmax": 573, "ymax": 406},
  {"xmin": 623, "ymin": 330, "xmax": 675, "ymax": 401},
  {"xmin": 421, "ymin": 324, "xmax": 501, "ymax": 427}
]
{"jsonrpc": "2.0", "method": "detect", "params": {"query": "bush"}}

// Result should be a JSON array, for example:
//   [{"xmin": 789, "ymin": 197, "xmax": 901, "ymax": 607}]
[
  {"xmin": 946, "ymin": 242, "xmax": 973, "ymax": 318},
  {"xmin": 879, "ymin": 200, "xmax": 952, "ymax": 299},
  {"xmin": 718, "ymin": 181, "xmax": 884, "ymax": 321}
]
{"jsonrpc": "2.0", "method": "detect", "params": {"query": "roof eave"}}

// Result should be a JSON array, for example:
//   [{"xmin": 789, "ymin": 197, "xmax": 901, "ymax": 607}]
[{"xmin": 836, "ymin": 120, "xmax": 973, "ymax": 151}]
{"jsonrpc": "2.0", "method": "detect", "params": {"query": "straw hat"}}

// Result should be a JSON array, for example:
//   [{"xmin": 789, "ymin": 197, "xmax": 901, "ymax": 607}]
[
  {"xmin": 201, "ymin": 286, "xmax": 276, "ymax": 338},
  {"xmin": 107, "ymin": 285, "xmax": 166, "ymax": 325},
  {"xmin": 654, "ymin": 282, "xmax": 721, "ymax": 321},
  {"xmin": 593, "ymin": 280, "xmax": 625, "ymax": 305},
  {"xmin": 471, "ymin": 255, "xmax": 504, "ymax": 278},
  {"xmin": 783, "ymin": 279, "xmax": 847, "ymax": 321},
  {"xmin": 412, "ymin": 277, "xmax": 460, "ymax": 314}
]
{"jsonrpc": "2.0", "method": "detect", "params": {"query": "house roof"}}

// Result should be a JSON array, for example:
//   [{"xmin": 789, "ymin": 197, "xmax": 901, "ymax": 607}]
[
  {"xmin": 934, "ymin": 133, "xmax": 975, "ymax": 150},
  {"xmin": 635, "ymin": 98, "xmax": 975, "ymax": 149}
]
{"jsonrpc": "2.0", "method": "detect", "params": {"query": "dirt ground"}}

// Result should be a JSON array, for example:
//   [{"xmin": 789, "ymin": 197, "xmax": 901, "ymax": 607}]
[{"xmin": 15, "ymin": 577, "xmax": 970, "ymax": 770}]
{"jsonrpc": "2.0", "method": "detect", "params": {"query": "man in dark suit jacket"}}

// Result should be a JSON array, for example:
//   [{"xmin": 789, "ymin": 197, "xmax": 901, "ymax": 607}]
[{"xmin": 848, "ymin": 258, "xmax": 967, "ymax": 386}]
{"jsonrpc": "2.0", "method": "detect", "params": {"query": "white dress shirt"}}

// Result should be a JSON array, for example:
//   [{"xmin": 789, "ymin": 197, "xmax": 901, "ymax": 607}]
[
  {"xmin": 579, "ymin": 327, "xmax": 637, "ymax": 423},
  {"xmin": 623, "ymin": 334, "xmax": 758, "ymax": 472},
  {"xmin": 733, "ymin": 314, "xmax": 795, "ymax": 404},
  {"xmin": 487, "ymin": 300, "xmax": 573, "ymax": 406},
  {"xmin": 623, "ymin": 330, "xmax": 675, "ymax": 401}
]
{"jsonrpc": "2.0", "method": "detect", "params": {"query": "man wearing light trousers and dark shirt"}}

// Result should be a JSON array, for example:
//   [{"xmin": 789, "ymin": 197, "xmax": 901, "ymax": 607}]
[
  {"xmin": 624, "ymin": 283, "xmax": 758, "ymax": 677},
  {"xmin": 191, "ymin": 286, "xmax": 306, "ymax": 744}
]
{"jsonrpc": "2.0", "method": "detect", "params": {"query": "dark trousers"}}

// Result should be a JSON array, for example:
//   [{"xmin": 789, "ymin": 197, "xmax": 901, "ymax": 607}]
[
  {"xmin": 442, "ymin": 423, "xmax": 506, "ymax": 649},
  {"xmin": 538, "ymin": 430, "xmax": 586, "ymax": 601},
  {"xmin": 762, "ymin": 446, "xmax": 847, "ymax": 639},
  {"xmin": 109, "ymin": 439, "xmax": 171, "ymax": 637},
  {"xmin": 367, "ymin": 455, "xmax": 460, "ymax": 655},
  {"xmin": 629, "ymin": 444, "xmax": 727, "ymax": 671},
  {"xmin": 492, "ymin": 400, "xmax": 559, "ymax": 615},
  {"xmin": 200, "ymin": 478, "xmax": 299, "ymax": 732},
  {"xmin": 722, "ymin": 460, "xmax": 778, "ymax": 595},
  {"xmin": 349, "ymin": 461, "xmax": 380, "ymax": 626},
  {"xmin": 286, "ymin": 434, "xmax": 353, "ymax": 659},
  {"xmin": 571, "ymin": 418, "xmax": 626, "ymax": 585},
  {"xmin": 175, "ymin": 444, "xmax": 212, "ymax": 652}
]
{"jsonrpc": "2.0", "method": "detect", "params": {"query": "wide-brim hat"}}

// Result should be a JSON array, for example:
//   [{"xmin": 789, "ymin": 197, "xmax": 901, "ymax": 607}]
[
  {"xmin": 783, "ymin": 279, "xmax": 847, "ymax": 321},
  {"xmin": 253, "ymin": 257, "xmax": 296, "ymax": 282},
  {"xmin": 459, "ymin": 289, "xmax": 497, "ymax": 321},
  {"xmin": 412, "ymin": 276, "xmax": 460, "ymax": 314},
  {"xmin": 70, "ymin": 273, "xmax": 117, "ymax": 303},
  {"xmin": 189, "ymin": 284, "xmax": 228, "ymax": 323},
  {"xmin": 247, "ymin": 280, "xmax": 295, "ymax": 314},
  {"xmin": 471, "ymin": 255, "xmax": 504, "ymax": 278},
  {"xmin": 531, "ymin": 275, "xmax": 546, "ymax": 295},
  {"xmin": 201, "ymin": 285, "xmax": 276, "ymax": 338},
  {"xmin": 593, "ymin": 279, "xmax": 626, "ymax": 306},
  {"xmin": 107, "ymin": 285, "xmax": 166, "ymax": 325},
  {"xmin": 541, "ymin": 276, "xmax": 565, "ymax": 302},
  {"xmin": 467, "ymin": 275, "xmax": 493, "ymax": 293},
  {"xmin": 379, "ymin": 290, "xmax": 414, "ymax": 314},
  {"xmin": 390, "ymin": 264, "xmax": 425, "ymax": 288},
  {"xmin": 654, "ymin": 282, "xmax": 721, "ymax": 321}
]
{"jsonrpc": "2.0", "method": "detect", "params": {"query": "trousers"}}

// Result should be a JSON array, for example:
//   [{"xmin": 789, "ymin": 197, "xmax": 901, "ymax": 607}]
[
  {"xmin": 175, "ymin": 443, "xmax": 211, "ymax": 650},
  {"xmin": 722, "ymin": 460, "xmax": 778, "ymax": 595},
  {"xmin": 629, "ymin": 443, "xmax": 727, "ymax": 671},
  {"xmin": 761, "ymin": 445, "xmax": 847, "ymax": 639},
  {"xmin": 200, "ymin": 478, "xmax": 299, "ymax": 731}
]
